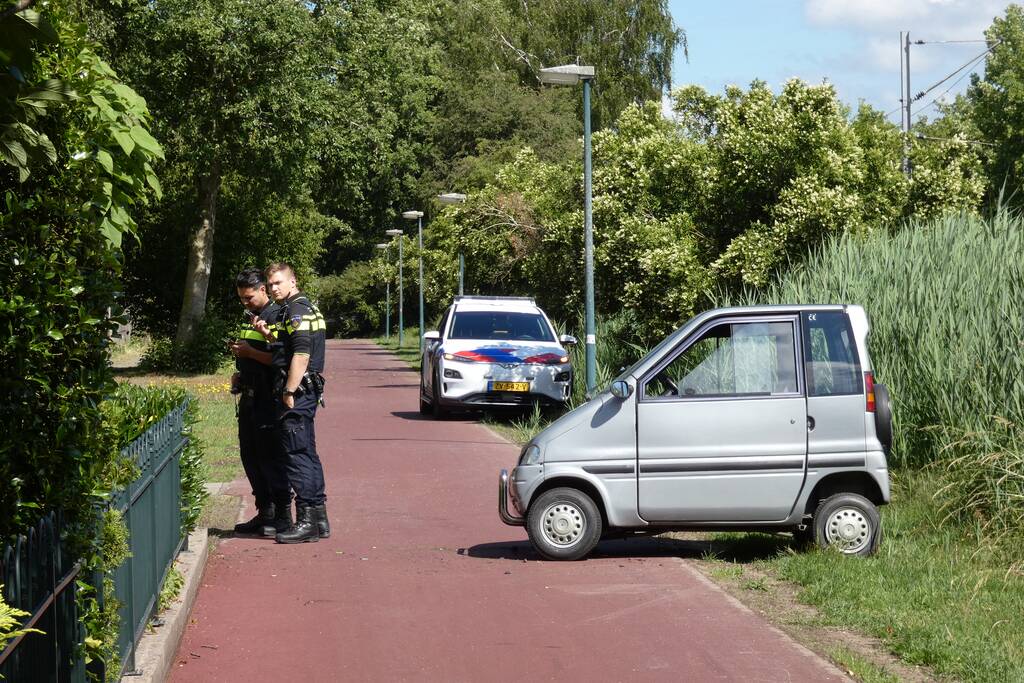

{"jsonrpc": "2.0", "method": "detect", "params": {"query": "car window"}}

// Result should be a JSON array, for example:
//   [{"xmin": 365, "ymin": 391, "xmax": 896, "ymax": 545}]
[
  {"xmin": 449, "ymin": 311, "xmax": 555, "ymax": 342},
  {"xmin": 801, "ymin": 311, "xmax": 862, "ymax": 396},
  {"xmin": 437, "ymin": 307, "xmax": 451, "ymax": 337},
  {"xmin": 644, "ymin": 320, "xmax": 798, "ymax": 399}
]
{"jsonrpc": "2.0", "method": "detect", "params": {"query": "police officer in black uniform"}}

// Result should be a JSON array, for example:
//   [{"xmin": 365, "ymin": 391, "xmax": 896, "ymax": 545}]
[
  {"xmin": 255, "ymin": 262, "xmax": 329, "ymax": 544},
  {"xmin": 228, "ymin": 268, "xmax": 292, "ymax": 536}
]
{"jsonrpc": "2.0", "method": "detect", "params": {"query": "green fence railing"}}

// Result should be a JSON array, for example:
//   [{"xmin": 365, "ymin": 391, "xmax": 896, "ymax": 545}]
[
  {"xmin": 0, "ymin": 511, "xmax": 86, "ymax": 682},
  {"xmin": 0, "ymin": 399, "xmax": 189, "ymax": 681},
  {"xmin": 105, "ymin": 399, "xmax": 189, "ymax": 677}
]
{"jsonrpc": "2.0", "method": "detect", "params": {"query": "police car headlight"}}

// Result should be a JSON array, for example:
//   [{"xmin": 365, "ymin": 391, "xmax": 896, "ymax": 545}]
[
  {"xmin": 519, "ymin": 444, "xmax": 542, "ymax": 466},
  {"xmin": 443, "ymin": 352, "xmax": 475, "ymax": 362}
]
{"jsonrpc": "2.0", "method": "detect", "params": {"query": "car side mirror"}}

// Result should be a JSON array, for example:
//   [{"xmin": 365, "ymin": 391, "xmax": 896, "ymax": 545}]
[
  {"xmin": 559, "ymin": 334, "xmax": 578, "ymax": 346},
  {"xmin": 423, "ymin": 330, "xmax": 440, "ymax": 343},
  {"xmin": 610, "ymin": 380, "xmax": 633, "ymax": 399}
]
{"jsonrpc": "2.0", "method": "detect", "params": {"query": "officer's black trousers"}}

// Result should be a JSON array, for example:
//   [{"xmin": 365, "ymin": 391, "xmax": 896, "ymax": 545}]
[
  {"xmin": 279, "ymin": 394, "xmax": 327, "ymax": 506},
  {"xmin": 238, "ymin": 399, "xmax": 291, "ymax": 510}
]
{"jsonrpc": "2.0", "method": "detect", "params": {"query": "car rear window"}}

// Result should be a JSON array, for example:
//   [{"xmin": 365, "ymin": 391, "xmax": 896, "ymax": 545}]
[
  {"xmin": 449, "ymin": 311, "xmax": 554, "ymax": 341},
  {"xmin": 801, "ymin": 311, "xmax": 862, "ymax": 396}
]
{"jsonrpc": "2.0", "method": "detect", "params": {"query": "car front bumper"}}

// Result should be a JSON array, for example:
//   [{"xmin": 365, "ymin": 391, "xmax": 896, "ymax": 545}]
[{"xmin": 438, "ymin": 358, "xmax": 571, "ymax": 407}]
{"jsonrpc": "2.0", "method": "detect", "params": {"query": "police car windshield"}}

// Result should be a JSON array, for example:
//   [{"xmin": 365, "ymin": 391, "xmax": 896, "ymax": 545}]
[{"xmin": 449, "ymin": 311, "xmax": 555, "ymax": 342}]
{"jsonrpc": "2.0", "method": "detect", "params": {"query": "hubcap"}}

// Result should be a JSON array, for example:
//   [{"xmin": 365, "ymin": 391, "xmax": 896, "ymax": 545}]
[
  {"xmin": 824, "ymin": 506, "xmax": 871, "ymax": 553},
  {"xmin": 541, "ymin": 502, "xmax": 586, "ymax": 547}
]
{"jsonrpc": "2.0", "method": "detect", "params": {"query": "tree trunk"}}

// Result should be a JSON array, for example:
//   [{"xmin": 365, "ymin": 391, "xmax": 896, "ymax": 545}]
[{"xmin": 175, "ymin": 165, "xmax": 221, "ymax": 346}]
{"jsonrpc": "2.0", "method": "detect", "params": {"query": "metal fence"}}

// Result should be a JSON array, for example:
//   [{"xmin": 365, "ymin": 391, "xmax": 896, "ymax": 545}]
[
  {"xmin": 106, "ymin": 400, "xmax": 189, "ymax": 676},
  {"xmin": 0, "ymin": 512, "xmax": 86, "ymax": 682},
  {"xmin": 0, "ymin": 399, "xmax": 189, "ymax": 681}
]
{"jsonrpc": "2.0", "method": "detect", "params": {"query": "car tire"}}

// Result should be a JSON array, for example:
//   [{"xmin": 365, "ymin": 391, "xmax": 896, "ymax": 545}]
[
  {"xmin": 526, "ymin": 488, "xmax": 602, "ymax": 561},
  {"xmin": 431, "ymin": 370, "xmax": 448, "ymax": 420},
  {"xmin": 811, "ymin": 493, "xmax": 881, "ymax": 557},
  {"xmin": 418, "ymin": 386, "xmax": 431, "ymax": 416},
  {"xmin": 874, "ymin": 383, "xmax": 893, "ymax": 454}
]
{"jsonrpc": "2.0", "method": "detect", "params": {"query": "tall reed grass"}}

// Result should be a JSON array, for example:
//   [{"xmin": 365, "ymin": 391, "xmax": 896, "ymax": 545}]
[{"xmin": 730, "ymin": 211, "xmax": 1024, "ymax": 541}]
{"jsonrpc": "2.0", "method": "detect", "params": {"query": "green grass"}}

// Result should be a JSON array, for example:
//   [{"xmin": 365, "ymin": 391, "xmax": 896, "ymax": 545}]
[
  {"xmin": 374, "ymin": 328, "xmax": 422, "ymax": 371},
  {"xmin": 709, "ymin": 470, "xmax": 1024, "ymax": 683},
  {"xmin": 827, "ymin": 647, "xmax": 902, "ymax": 683}
]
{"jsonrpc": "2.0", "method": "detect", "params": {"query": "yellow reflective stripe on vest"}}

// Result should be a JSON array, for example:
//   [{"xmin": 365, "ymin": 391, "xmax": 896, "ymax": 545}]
[{"xmin": 238, "ymin": 329, "xmax": 264, "ymax": 342}]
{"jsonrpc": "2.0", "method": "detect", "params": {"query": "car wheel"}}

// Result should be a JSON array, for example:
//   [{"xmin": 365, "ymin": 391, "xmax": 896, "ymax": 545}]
[
  {"xmin": 874, "ymin": 383, "xmax": 893, "ymax": 454},
  {"xmin": 811, "ymin": 493, "xmax": 881, "ymax": 557},
  {"xmin": 526, "ymin": 488, "xmax": 602, "ymax": 561},
  {"xmin": 431, "ymin": 370, "xmax": 448, "ymax": 419},
  {"xmin": 418, "ymin": 384, "xmax": 431, "ymax": 415}
]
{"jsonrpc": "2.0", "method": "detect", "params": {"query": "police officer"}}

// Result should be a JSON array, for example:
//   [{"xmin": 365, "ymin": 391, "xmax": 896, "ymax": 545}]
[
  {"xmin": 228, "ymin": 268, "xmax": 292, "ymax": 536},
  {"xmin": 254, "ymin": 262, "xmax": 329, "ymax": 544}
]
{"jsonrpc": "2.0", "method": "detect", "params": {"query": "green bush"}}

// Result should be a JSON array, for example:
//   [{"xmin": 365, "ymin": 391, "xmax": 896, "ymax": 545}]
[
  {"xmin": 139, "ymin": 313, "xmax": 234, "ymax": 374},
  {"xmin": 315, "ymin": 265, "xmax": 386, "ymax": 338},
  {"xmin": 104, "ymin": 384, "xmax": 209, "ymax": 534}
]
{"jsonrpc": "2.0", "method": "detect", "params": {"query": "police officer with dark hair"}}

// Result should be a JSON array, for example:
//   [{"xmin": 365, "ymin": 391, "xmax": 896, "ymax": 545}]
[
  {"xmin": 253, "ymin": 262, "xmax": 329, "ymax": 544},
  {"xmin": 228, "ymin": 268, "xmax": 292, "ymax": 536}
]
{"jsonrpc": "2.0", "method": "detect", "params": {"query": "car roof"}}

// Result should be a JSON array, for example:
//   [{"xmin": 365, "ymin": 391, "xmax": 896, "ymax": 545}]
[{"xmin": 452, "ymin": 296, "xmax": 541, "ymax": 313}]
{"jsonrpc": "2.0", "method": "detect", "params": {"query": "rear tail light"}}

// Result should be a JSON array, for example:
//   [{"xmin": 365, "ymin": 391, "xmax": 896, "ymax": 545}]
[{"xmin": 864, "ymin": 371, "xmax": 876, "ymax": 413}]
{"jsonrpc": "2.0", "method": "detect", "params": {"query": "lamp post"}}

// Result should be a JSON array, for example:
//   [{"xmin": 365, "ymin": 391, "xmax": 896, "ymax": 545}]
[
  {"xmin": 539, "ymin": 64, "xmax": 596, "ymax": 393},
  {"xmin": 375, "ymin": 243, "xmax": 390, "ymax": 339},
  {"xmin": 385, "ymin": 228, "xmax": 404, "ymax": 347},
  {"xmin": 437, "ymin": 192, "xmax": 467, "ymax": 295},
  {"xmin": 401, "ymin": 210, "xmax": 425, "ymax": 351}
]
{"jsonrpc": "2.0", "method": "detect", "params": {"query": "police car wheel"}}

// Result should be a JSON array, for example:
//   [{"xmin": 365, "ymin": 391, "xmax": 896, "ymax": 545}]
[
  {"xmin": 418, "ymin": 382, "xmax": 431, "ymax": 415},
  {"xmin": 431, "ymin": 370, "xmax": 448, "ymax": 419},
  {"xmin": 526, "ymin": 488, "xmax": 602, "ymax": 561}
]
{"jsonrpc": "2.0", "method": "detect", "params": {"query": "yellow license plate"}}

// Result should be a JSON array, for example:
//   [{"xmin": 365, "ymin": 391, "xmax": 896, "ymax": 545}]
[{"xmin": 491, "ymin": 381, "xmax": 530, "ymax": 392}]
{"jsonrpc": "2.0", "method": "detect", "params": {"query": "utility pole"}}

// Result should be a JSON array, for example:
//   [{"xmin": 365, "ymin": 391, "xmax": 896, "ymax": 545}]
[{"xmin": 901, "ymin": 31, "xmax": 912, "ymax": 177}]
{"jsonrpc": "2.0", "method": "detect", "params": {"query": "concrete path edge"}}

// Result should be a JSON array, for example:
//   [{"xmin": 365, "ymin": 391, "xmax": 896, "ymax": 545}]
[{"xmin": 127, "ymin": 526, "xmax": 209, "ymax": 683}]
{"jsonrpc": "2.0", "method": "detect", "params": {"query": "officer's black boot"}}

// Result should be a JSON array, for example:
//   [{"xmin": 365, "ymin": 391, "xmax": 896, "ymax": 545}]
[
  {"xmin": 234, "ymin": 504, "xmax": 275, "ymax": 535},
  {"xmin": 275, "ymin": 504, "xmax": 319, "ymax": 544},
  {"xmin": 261, "ymin": 503, "xmax": 293, "ymax": 538},
  {"xmin": 313, "ymin": 504, "xmax": 330, "ymax": 539}
]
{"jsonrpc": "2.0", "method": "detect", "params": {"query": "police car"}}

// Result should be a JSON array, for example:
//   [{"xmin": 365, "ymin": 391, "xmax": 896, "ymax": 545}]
[{"xmin": 419, "ymin": 296, "xmax": 576, "ymax": 418}]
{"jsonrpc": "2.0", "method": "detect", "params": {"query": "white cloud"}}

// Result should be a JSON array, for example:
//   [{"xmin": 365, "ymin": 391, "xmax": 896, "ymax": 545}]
[{"xmin": 805, "ymin": 0, "xmax": 1007, "ymax": 36}]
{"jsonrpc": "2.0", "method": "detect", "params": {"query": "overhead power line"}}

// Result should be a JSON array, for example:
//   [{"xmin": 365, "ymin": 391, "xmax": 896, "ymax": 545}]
[{"xmin": 910, "ymin": 40, "xmax": 1001, "ymax": 105}]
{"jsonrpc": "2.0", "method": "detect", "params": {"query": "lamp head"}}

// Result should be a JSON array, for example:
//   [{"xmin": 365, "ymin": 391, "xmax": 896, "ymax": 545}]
[
  {"xmin": 538, "ymin": 64, "xmax": 595, "ymax": 86},
  {"xmin": 438, "ymin": 192, "xmax": 467, "ymax": 205},
  {"xmin": 401, "ymin": 210, "xmax": 424, "ymax": 220}
]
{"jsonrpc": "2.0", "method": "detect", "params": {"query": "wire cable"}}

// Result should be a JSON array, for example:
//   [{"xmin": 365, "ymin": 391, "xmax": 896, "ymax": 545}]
[
  {"xmin": 911, "ymin": 40, "xmax": 1001, "ymax": 104},
  {"xmin": 914, "ymin": 50, "xmax": 990, "ymax": 116}
]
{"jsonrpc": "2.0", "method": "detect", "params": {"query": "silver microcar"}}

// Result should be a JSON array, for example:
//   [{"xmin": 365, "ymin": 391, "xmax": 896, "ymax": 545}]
[{"xmin": 498, "ymin": 304, "xmax": 893, "ymax": 560}]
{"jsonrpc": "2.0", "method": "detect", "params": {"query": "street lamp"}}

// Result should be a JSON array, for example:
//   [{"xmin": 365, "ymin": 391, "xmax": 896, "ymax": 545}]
[
  {"xmin": 437, "ymin": 192, "xmax": 467, "ymax": 295},
  {"xmin": 385, "ymin": 228, "xmax": 404, "ymax": 347},
  {"xmin": 375, "ymin": 243, "xmax": 390, "ymax": 340},
  {"xmin": 401, "ymin": 210, "xmax": 425, "ymax": 351},
  {"xmin": 539, "ymin": 63, "xmax": 597, "ymax": 394}
]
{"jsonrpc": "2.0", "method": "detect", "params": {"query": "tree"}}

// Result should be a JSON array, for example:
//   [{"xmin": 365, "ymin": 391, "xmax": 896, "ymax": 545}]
[
  {"xmin": 92, "ymin": 0, "xmax": 334, "ymax": 344},
  {"xmin": 968, "ymin": 3, "xmax": 1024, "ymax": 200}
]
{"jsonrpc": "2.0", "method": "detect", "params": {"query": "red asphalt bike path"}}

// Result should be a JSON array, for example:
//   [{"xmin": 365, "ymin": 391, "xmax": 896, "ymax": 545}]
[{"xmin": 172, "ymin": 339, "xmax": 848, "ymax": 682}]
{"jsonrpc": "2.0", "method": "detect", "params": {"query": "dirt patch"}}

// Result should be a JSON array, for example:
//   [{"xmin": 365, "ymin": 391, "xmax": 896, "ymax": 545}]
[{"xmin": 668, "ymin": 532, "xmax": 937, "ymax": 682}]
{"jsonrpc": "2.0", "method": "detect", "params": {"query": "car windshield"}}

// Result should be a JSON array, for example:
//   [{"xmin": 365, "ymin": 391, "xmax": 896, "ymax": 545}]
[{"xmin": 449, "ymin": 311, "xmax": 555, "ymax": 342}]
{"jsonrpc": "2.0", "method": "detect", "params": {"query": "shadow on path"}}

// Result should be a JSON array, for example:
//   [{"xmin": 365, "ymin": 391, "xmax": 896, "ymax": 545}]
[{"xmin": 461, "ymin": 534, "xmax": 791, "ymax": 564}]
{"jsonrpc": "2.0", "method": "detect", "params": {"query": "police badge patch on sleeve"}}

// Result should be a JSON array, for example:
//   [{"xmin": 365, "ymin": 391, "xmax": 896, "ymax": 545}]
[{"xmin": 290, "ymin": 314, "xmax": 303, "ymax": 330}]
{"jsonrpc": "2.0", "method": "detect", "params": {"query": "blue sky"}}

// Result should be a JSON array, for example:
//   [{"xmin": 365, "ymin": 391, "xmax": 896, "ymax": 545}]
[{"xmin": 667, "ymin": 1, "xmax": 1013, "ymax": 122}]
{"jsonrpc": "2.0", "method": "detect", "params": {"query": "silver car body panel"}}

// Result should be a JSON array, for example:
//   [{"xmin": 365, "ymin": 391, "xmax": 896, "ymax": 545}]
[{"xmin": 505, "ymin": 304, "xmax": 891, "ymax": 530}]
